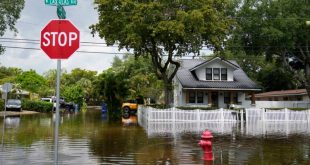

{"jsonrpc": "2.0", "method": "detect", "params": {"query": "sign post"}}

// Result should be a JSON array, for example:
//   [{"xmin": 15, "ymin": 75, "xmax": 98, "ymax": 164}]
[
  {"xmin": 42, "ymin": 2, "xmax": 79, "ymax": 164},
  {"xmin": 1, "ymin": 82, "xmax": 12, "ymax": 151}
]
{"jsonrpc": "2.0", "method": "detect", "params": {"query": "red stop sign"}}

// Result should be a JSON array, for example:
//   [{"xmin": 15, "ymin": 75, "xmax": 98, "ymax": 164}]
[{"xmin": 41, "ymin": 20, "xmax": 80, "ymax": 59}]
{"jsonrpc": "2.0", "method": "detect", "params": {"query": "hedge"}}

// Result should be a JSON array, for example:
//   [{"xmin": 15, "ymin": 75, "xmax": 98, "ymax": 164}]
[
  {"xmin": 22, "ymin": 100, "xmax": 53, "ymax": 113},
  {"xmin": 0, "ymin": 99, "xmax": 4, "ymax": 111}
]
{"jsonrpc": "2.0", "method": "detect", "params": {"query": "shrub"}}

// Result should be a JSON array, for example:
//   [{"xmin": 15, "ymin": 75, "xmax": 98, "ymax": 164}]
[
  {"xmin": 0, "ymin": 99, "xmax": 4, "ymax": 111},
  {"xmin": 176, "ymin": 106, "xmax": 219, "ymax": 110},
  {"xmin": 22, "ymin": 100, "xmax": 53, "ymax": 113}
]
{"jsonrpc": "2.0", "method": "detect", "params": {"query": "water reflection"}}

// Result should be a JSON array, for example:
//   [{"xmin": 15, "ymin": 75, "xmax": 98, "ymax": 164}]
[
  {"xmin": 140, "ymin": 121, "xmax": 310, "ymax": 137},
  {"xmin": 0, "ymin": 109, "xmax": 310, "ymax": 164},
  {"xmin": 5, "ymin": 116, "xmax": 20, "ymax": 128},
  {"xmin": 122, "ymin": 115, "xmax": 138, "ymax": 126},
  {"xmin": 246, "ymin": 121, "xmax": 310, "ymax": 136}
]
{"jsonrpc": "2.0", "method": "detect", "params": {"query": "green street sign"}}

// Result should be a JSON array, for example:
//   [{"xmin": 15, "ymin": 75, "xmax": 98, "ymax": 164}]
[{"xmin": 45, "ymin": 0, "xmax": 77, "ymax": 6}]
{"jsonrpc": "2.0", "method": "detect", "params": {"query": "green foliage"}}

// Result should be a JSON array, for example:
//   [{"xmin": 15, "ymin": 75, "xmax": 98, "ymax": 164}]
[
  {"xmin": 0, "ymin": 66, "xmax": 23, "ymax": 85},
  {"xmin": 22, "ymin": 100, "xmax": 53, "ymax": 113},
  {"xmin": 119, "ymin": 55, "xmax": 164, "ymax": 100},
  {"xmin": 257, "ymin": 64, "xmax": 302, "ymax": 91},
  {"xmin": 91, "ymin": 0, "xmax": 233, "ymax": 105},
  {"xmin": 15, "ymin": 70, "xmax": 48, "ymax": 94},
  {"xmin": 62, "ymin": 84, "xmax": 84, "ymax": 108},
  {"xmin": 96, "ymin": 68, "xmax": 129, "ymax": 108},
  {"xmin": 228, "ymin": 0, "xmax": 310, "ymax": 93},
  {"xmin": 0, "ymin": 0, "xmax": 25, "ymax": 55},
  {"xmin": 62, "ymin": 68, "xmax": 98, "ymax": 104},
  {"xmin": 176, "ymin": 106, "xmax": 221, "ymax": 110},
  {"xmin": 95, "ymin": 55, "xmax": 164, "ymax": 111},
  {"xmin": 62, "ymin": 68, "xmax": 97, "ymax": 85},
  {"xmin": 0, "ymin": 99, "xmax": 4, "ymax": 111}
]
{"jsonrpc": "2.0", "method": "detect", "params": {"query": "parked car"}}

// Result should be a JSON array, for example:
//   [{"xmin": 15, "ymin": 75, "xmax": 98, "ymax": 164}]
[
  {"xmin": 41, "ymin": 97, "xmax": 74, "ymax": 112},
  {"xmin": 122, "ymin": 100, "xmax": 138, "ymax": 119},
  {"xmin": 6, "ymin": 99, "xmax": 22, "ymax": 111},
  {"xmin": 122, "ymin": 100, "xmax": 138, "ymax": 113}
]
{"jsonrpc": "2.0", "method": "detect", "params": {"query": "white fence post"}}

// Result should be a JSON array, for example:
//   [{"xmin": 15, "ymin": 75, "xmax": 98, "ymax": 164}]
[
  {"xmin": 241, "ymin": 109, "xmax": 244, "ymax": 123},
  {"xmin": 220, "ymin": 108, "xmax": 224, "ymax": 122},
  {"xmin": 285, "ymin": 108, "xmax": 289, "ymax": 122},
  {"xmin": 197, "ymin": 109, "xmax": 200, "ymax": 122},
  {"xmin": 173, "ymin": 107, "xmax": 176, "ymax": 122},
  {"xmin": 262, "ymin": 108, "xmax": 265, "ymax": 122}
]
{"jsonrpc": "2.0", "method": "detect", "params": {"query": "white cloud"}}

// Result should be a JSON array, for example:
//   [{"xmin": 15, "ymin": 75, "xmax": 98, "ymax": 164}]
[{"xmin": 0, "ymin": 0, "xmax": 122, "ymax": 75}]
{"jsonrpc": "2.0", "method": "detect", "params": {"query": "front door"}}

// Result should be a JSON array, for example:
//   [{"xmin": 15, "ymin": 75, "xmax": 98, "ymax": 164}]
[{"xmin": 211, "ymin": 92, "xmax": 219, "ymax": 108}]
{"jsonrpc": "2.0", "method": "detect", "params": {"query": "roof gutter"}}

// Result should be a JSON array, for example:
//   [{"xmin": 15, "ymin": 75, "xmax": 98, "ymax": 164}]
[{"xmin": 183, "ymin": 87, "xmax": 261, "ymax": 91}]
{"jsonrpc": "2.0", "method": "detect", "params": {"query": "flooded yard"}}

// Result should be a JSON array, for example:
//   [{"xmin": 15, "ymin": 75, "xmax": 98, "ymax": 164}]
[{"xmin": 0, "ymin": 108, "xmax": 310, "ymax": 164}]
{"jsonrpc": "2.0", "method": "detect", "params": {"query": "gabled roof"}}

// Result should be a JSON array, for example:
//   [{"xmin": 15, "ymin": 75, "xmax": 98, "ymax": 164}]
[
  {"xmin": 190, "ymin": 57, "xmax": 239, "ymax": 72},
  {"xmin": 176, "ymin": 58, "xmax": 261, "ymax": 90},
  {"xmin": 255, "ymin": 89, "xmax": 307, "ymax": 98}
]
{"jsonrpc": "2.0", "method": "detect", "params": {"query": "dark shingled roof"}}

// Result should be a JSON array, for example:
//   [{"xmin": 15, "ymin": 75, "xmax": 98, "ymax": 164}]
[{"xmin": 176, "ymin": 59, "xmax": 261, "ymax": 90}]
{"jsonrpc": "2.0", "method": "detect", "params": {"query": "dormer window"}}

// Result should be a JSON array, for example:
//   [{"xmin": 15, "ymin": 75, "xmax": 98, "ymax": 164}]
[
  {"xmin": 205, "ymin": 68, "xmax": 228, "ymax": 81},
  {"xmin": 206, "ymin": 68, "xmax": 212, "ymax": 80},
  {"xmin": 221, "ymin": 68, "xmax": 227, "ymax": 80},
  {"xmin": 213, "ymin": 68, "xmax": 220, "ymax": 80}
]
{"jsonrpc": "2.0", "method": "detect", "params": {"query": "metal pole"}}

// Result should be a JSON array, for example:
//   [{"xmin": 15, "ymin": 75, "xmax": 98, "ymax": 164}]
[
  {"xmin": 1, "ymin": 96, "xmax": 7, "ymax": 151},
  {"xmin": 54, "ymin": 59, "xmax": 61, "ymax": 165}
]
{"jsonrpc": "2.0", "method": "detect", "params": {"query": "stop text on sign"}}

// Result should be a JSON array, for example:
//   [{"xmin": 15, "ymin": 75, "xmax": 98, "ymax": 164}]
[
  {"xmin": 42, "ymin": 32, "xmax": 78, "ymax": 47},
  {"xmin": 40, "ymin": 19, "xmax": 80, "ymax": 59}
]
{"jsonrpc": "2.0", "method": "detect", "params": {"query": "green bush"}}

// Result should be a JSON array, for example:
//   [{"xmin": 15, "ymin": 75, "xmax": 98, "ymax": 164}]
[
  {"xmin": 176, "ymin": 106, "xmax": 220, "ymax": 110},
  {"xmin": 22, "ymin": 100, "xmax": 53, "ymax": 113},
  {"xmin": 0, "ymin": 99, "xmax": 4, "ymax": 111}
]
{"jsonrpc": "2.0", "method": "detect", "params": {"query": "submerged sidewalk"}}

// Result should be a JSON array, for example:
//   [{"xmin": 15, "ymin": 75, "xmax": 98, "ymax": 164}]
[{"xmin": 0, "ymin": 110, "xmax": 39, "ymax": 117}]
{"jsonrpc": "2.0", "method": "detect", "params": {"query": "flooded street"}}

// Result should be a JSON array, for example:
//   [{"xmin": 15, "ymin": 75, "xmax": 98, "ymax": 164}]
[{"xmin": 0, "ymin": 108, "xmax": 310, "ymax": 164}]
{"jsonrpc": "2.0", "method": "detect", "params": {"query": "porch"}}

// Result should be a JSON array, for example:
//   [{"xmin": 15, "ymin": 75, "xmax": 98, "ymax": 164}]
[{"xmin": 175, "ymin": 90, "xmax": 256, "ymax": 108}]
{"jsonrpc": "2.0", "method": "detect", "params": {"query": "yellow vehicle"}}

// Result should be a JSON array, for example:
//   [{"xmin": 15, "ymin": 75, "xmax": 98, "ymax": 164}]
[{"xmin": 122, "ymin": 100, "xmax": 138, "ymax": 113}]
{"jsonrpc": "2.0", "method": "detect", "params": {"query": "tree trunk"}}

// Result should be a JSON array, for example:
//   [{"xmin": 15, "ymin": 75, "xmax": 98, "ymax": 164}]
[{"xmin": 164, "ymin": 82, "xmax": 173, "ymax": 108}]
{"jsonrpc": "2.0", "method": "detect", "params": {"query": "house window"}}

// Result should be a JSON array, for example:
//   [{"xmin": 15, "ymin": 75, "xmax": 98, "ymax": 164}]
[
  {"xmin": 189, "ymin": 92, "xmax": 196, "ymax": 103},
  {"xmin": 297, "ymin": 96, "xmax": 303, "ymax": 101},
  {"xmin": 224, "ymin": 92, "xmax": 230, "ymax": 104},
  {"xmin": 206, "ymin": 68, "xmax": 212, "ymax": 80},
  {"xmin": 213, "ymin": 68, "xmax": 220, "ymax": 80},
  {"xmin": 221, "ymin": 68, "xmax": 227, "ymax": 80},
  {"xmin": 206, "ymin": 67, "xmax": 228, "ymax": 81},
  {"xmin": 197, "ymin": 92, "xmax": 204, "ymax": 103}
]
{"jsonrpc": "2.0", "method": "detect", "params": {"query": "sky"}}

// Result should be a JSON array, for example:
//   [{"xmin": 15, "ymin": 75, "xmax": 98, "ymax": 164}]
[{"xmin": 0, "ymin": 0, "xmax": 128, "ymax": 75}]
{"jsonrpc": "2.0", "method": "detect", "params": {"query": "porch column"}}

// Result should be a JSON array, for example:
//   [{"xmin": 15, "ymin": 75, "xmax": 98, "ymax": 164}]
[
  {"xmin": 251, "ymin": 92, "xmax": 256, "ymax": 105},
  {"xmin": 230, "ymin": 92, "xmax": 235, "ymax": 104},
  {"xmin": 208, "ymin": 91, "xmax": 212, "ymax": 107}
]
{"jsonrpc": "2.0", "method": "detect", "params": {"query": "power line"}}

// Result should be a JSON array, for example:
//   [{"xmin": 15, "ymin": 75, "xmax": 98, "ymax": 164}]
[
  {"xmin": 0, "ymin": 39, "xmax": 120, "ymax": 48},
  {"xmin": 1, "ymin": 37, "xmax": 309, "ymax": 49},
  {"xmin": 0, "ymin": 37, "xmax": 109, "ymax": 45},
  {"xmin": 1, "ymin": 45, "xmax": 129, "ymax": 55}
]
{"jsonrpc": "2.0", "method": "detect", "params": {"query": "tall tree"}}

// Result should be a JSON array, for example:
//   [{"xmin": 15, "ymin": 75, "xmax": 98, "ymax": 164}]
[
  {"xmin": 91, "ymin": 0, "xmax": 233, "ymax": 105},
  {"xmin": 229, "ymin": 0, "xmax": 310, "ymax": 95},
  {"xmin": 96, "ymin": 68, "xmax": 129, "ymax": 111},
  {"xmin": 15, "ymin": 70, "xmax": 48, "ymax": 94},
  {"xmin": 0, "ymin": 0, "xmax": 25, "ymax": 54}
]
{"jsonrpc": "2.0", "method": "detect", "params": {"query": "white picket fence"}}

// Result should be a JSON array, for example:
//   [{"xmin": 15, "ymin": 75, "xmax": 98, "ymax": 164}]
[
  {"xmin": 138, "ymin": 106, "xmax": 310, "ymax": 137},
  {"xmin": 138, "ymin": 106, "xmax": 310, "ymax": 123},
  {"xmin": 138, "ymin": 106, "xmax": 241, "ymax": 123},
  {"xmin": 246, "ymin": 108, "xmax": 310, "ymax": 122}
]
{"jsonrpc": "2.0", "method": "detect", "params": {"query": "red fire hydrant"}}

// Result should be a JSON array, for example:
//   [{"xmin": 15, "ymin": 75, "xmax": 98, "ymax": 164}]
[{"xmin": 199, "ymin": 129, "xmax": 213, "ymax": 161}]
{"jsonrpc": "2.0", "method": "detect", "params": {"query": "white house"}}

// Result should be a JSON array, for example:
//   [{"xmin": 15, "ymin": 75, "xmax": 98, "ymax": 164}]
[{"xmin": 173, "ymin": 57, "xmax": 261, "ymax": 108}]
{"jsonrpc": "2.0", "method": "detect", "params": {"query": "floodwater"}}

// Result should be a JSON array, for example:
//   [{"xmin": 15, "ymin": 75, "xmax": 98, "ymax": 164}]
[{"xmin": 0, "ymin": 108, "xmax": 310, "ymax": 165}]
